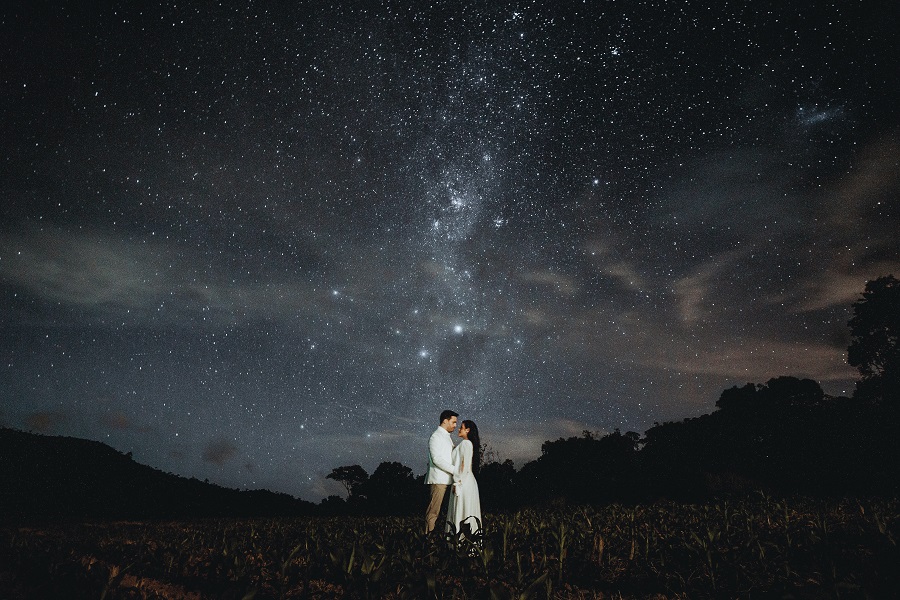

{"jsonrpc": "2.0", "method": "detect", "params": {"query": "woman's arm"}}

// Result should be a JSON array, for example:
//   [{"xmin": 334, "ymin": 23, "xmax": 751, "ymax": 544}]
[{"xmin": 461, "ymin": 440, "xmax": 473, "ymax": 475}]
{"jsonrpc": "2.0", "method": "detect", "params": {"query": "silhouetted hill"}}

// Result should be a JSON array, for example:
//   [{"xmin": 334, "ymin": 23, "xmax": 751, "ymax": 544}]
[{"xmin": 0, "ymin": 428, "xmax": 315, "ymax": 521}]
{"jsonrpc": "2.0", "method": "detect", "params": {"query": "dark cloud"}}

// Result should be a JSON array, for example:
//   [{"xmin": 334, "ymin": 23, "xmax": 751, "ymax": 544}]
[
  {"xmin": 100, "ymin": 411, "xmax": 132, "ymax": 430},
  {"xmin": 25, "ymin": 411, "xmax": 67, "ymax": 433},
  {"xmin": 202, "ymin": 439, "xmax": 238, "ymax": 466}
]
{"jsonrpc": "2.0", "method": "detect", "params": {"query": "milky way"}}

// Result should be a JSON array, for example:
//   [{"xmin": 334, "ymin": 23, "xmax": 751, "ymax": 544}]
[{"xmin": 2, "ymin": 1, "xmax": 898, "ymax": 501}]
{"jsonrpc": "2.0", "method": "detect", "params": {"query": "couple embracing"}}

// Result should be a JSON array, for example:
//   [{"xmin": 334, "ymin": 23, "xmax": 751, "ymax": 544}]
[{"xmin": 424, "ymin": 410, "xmax": 482, "ymax": 537}]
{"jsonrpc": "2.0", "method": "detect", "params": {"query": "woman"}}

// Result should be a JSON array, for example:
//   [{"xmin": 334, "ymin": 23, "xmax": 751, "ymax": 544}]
[{"xmin": 446, "ymin": 419, "xmax": 482, "ymax": 537}]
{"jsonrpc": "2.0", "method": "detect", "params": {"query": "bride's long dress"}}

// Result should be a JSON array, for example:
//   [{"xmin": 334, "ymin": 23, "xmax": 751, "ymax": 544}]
[{"xmin": 446, "ymin": 439, "xmax": 482, "ymax": 536}]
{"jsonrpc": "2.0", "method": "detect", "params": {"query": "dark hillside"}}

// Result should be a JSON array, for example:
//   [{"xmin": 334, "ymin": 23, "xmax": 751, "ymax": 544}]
[{"xmin": 0, "ymin": 428, "xmax": 314, "ymax": 520}]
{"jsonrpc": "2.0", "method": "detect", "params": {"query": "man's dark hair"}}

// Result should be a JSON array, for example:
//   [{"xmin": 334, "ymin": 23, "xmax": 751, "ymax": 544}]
[{"xmin": 439, "ymin": 410, "xmax": 458, "ymax": 424}]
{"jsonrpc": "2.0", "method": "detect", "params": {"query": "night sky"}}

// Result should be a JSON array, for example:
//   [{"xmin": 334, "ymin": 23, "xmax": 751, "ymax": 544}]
[{"xmin": 2, "ymin": 1, "xmax": 899, "ymax": 502}]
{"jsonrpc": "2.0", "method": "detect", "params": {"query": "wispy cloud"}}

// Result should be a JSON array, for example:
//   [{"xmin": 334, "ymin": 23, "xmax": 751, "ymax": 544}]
[
  {"xmin": 827, "ymin": 132, "xmax": 900, "ymax": 232},
  {"xmin": 791, "ymin": 268, "xmax": 894, "ymax": 313},
  {"xmin": 795, "ymin": 132, "xmax": 900, "ymax": 312},
  {"xmin": 644, "ymin": 336, "xmax": 855, "ymax": 384},
  {"xmin": 584, "ymin": 238, "xmax": 646, "ymax": 291},
  {"xmin": 517, "ymin": 268, "xmax": 580, "ymax": 296},
  {"xmin": 673, "ymin": 251, "xmax": 747, "ymax": 325},
  {"xmin": 0, "ymin": 224, "xmax": 328, "ymax": 325},
  {"xmin": 1, "ymin": 227, "xmax": 169, "ymax": 308}
]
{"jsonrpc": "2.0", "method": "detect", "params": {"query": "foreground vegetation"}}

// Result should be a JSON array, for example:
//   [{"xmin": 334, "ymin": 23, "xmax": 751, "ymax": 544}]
[{"xmin": 2, "ymin": 495, "xmax": 898, "ymax": 599}]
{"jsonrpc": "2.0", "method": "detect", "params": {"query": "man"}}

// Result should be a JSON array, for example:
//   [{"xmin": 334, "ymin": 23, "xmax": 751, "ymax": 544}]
[{"xmin": 425, "ymin": 409, "xmax": 458, "ymax": 534}]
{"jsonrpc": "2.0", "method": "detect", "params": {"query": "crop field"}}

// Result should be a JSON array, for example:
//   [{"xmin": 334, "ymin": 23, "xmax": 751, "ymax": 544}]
[{"xmin": 1, "ymin": 495, "xmax": 897, "ymax": 599}]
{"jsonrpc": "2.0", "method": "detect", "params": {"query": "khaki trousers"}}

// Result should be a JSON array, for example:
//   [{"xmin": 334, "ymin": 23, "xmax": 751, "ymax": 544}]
[{"xmin": 425, "ymin": 484, "xmax": 449, "ymax": 533}]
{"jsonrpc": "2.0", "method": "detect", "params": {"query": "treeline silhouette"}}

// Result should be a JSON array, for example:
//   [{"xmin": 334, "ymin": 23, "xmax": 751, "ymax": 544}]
[{"xmin": 322, "ymin": 384, "xmax": 898, "ymax": 516}]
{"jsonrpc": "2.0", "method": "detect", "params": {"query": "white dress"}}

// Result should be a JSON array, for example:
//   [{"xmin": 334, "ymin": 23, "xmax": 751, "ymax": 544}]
[{"xmin": 446, "ymin": 439, "xmax": 482, "ymax": 536}]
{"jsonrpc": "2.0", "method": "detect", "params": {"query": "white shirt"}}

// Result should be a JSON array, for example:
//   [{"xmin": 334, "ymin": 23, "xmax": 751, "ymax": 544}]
[{"xmin": 426, "ymin": 426, "xmax": 455, "ymax": 484}]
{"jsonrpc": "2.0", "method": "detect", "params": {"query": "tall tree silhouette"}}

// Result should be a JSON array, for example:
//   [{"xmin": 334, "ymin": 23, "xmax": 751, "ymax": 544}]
[
  {"xmin": 326, "ymin": 465, "xmax": 368, "ymax": 498},
  {"xmin": 358, "ymin": 461, "xmax": 421, "ymax": 515},
  {"xmin": 478, "ymin": 458, "xmax": 517, "ymax": 510},
  {"xmin": 848, "ymin": 275, "xmax": 900, "ymax": 403},
  {"xmin": 517, "ymin": 430, "xmax": 641, "ymax": 504}
]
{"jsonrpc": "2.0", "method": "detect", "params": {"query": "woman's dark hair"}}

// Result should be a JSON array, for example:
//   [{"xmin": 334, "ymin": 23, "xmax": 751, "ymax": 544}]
[{"xmin": 462, "ymin": 420, "xmax": 481, "ymax": 476}]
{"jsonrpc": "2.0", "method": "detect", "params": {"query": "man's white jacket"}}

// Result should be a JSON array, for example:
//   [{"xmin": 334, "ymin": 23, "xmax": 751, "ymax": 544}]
[{"xmin": 426, "ymin": 426, "xmax": 455, "ymax": 485}]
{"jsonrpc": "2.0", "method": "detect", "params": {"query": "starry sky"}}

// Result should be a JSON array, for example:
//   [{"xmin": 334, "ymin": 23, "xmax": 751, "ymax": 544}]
[{"xmin": 2, "ymin": 1, "xmax": 899, "ymax": 502}]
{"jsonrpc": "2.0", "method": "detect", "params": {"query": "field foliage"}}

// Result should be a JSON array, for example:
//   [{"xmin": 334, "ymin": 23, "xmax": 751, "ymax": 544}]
[{"xmin": 2, "ymin": 495, "xmax": 898, "ymax": 599}]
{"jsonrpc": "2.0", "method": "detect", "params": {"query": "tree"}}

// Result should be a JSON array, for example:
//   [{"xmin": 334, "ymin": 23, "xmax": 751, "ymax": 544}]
[
  {"xmin": 764, "ymin": 376, "xmax": 824, "ymax": 407},
  {"xmin": 318, "ymin": 495, "xmax": 347, "ymax": 516},
  {"xmin": 479, "ymin": 458, "xmax": 517, "ymax": 510},
  {"xmin": 848, "ymin": 275, "xmax": 900, "ymax": 402},
  {"xmin": 326, "ymin": 465, "xmax": 368, "ymax": 498},
  {"xmin": 715, "ymin": 383, "xmax": 758, "ymax": 412},
  {"xmin": 516, "ymin": 429, "xmax": 642, "ymax": 504},
  {"xmin": 716, "ymin": 377, "xmax": 824, "ymax": 412},
  {"xmin": 359, "ymin": 461, "xmax": 420, "ymax": 515}
]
